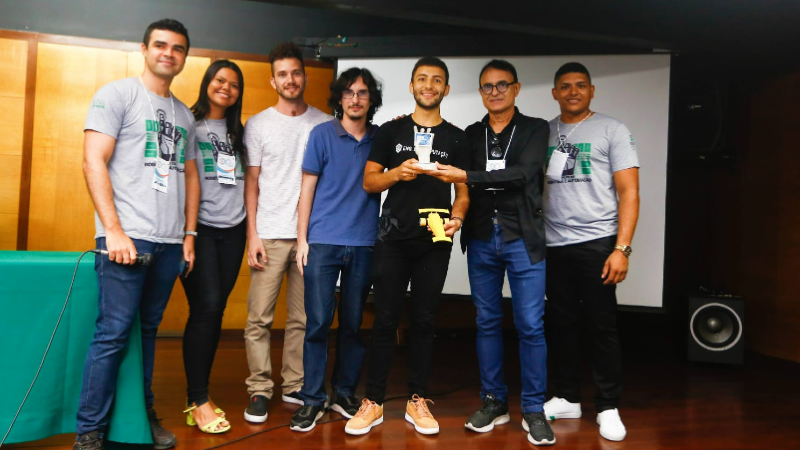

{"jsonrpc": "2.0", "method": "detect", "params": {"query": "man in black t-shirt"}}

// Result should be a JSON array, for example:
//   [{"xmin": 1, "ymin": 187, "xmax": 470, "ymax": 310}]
[{"xmin": 344, "ymin": 57, "xmax": 469, "ymax": 437}]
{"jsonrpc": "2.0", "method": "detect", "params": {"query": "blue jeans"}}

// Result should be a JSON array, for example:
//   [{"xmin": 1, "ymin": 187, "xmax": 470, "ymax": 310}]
[
  {"xmin": 467, "ymin": 223, "xmax": 547, "ymax": 413},
  {"xmin": 299, "ymin": 244, "xmax": 372, "ymax": 406},
  {"xmin": 76, "ymin": 238, "xmax": 183, "ymax": 435}
]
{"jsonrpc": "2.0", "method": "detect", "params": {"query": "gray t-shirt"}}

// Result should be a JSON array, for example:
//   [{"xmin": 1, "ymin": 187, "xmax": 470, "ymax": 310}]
[
  {"xmin": 195, "ymin": 118, "xmax": 245, "ymax": 228},
  {"xmin": 85, "ymin": 77, "xmax": 196, "ymax": 244},
  {"xmin": 244, "ymin": 106, "xmax": 332, "ymax": 239},
  {"xmin": 543, "ymin": 112, "xmax": 639, "ymax": 247}
]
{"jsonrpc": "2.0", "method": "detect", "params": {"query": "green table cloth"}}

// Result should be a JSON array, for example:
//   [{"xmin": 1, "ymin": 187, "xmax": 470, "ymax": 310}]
[{"xmin": 0, "ymin": 251, "xmax": 152, "ymax": 444}]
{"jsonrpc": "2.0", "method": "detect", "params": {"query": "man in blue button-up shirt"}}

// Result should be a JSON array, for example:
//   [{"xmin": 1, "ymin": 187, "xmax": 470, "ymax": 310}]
[{"xmin": 289, "ymin": 67, "xmax": 383, "ymax": 432}]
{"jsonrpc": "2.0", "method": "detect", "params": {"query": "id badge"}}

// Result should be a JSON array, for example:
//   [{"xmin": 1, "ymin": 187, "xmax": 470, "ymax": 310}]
[
  {"xmin": 152, "ymin": 157, "xmax": 170, "ymax": 193},
  {"xmin": 547, "ymin": 150, "xmax": 569, "ymax": 181},
  {"xmin": 216, "ymin": 153, "xmax": 236, "ymax": 185},
  {"xmin": 486, "ymin": 160, "xmax": 505, "ymax": 172}
]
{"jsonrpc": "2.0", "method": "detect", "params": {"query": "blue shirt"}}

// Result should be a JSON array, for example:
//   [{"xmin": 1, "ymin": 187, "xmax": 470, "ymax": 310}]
[{"xmin": 302, "ymin": 118, "xmax": 380, "ymax": 246}]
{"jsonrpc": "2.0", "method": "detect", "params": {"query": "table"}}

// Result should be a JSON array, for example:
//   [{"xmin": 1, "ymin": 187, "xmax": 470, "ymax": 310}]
[{"xmin": 0, "ymin": 251, "xmax": 152, "ymax": 444}]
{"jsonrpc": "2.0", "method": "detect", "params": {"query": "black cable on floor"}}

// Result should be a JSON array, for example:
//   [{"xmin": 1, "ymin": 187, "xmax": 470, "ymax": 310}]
[{"xmin": 200, "ymin": 382, "xmax": 481, "ymax": 450}]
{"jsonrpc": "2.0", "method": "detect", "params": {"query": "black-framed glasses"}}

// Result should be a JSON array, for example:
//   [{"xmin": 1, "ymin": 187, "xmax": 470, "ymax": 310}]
[
  {"xmin": 480, "ymin": 81, "xmax": 516, "ymax": 95},
  {"xmin": 342, "ymin": 89, "xmax": 370, "ymax": 99}
]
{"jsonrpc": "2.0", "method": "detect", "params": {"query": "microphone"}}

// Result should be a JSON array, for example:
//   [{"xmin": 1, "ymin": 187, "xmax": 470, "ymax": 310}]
[{"xmin": 91, "ymin": 249, "xmax": 153, "ymax": 267}]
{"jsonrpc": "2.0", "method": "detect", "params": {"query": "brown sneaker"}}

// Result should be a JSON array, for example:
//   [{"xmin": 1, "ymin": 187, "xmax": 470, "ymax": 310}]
[
  {"xmin": 404, "ymin": 394, "xmax": 439, "ymax": 435},
  {"xmin": 344, "ymin": 399, "xmax": 383, "ymax": 435}
]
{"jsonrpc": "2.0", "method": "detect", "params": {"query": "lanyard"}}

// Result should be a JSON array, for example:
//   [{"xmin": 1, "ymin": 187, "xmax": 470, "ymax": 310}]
[
  {"xmin": 485, "ymin": 125, "xmax": 516, "ymax": 162},
  {"xmin": 556, "ymin": 111, "xmax": 594, "ymax": 151},
  {"xmin": 138, "ymin": 75, "xmax": 176, "ymax": 159},
  {"xmin": 202, "ymin": 119, "xmax": 232, "ymax": 153}
]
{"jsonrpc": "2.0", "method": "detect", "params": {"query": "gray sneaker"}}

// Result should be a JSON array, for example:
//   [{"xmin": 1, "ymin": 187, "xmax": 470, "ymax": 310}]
[{"xmin": 147, "ymin": 408, "xmax": 177, "ymax": 449}]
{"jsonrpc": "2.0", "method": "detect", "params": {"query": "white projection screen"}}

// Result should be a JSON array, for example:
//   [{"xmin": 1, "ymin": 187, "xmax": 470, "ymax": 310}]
[{"xmin": 339, "ymin": 55, "xmax": 669, "ymax": 308}]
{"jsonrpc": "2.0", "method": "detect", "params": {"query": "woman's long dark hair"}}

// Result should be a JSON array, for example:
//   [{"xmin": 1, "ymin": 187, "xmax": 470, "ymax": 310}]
[{"xmin": 192, "ymin": 59, "xmax": 246, "ymax": 165}]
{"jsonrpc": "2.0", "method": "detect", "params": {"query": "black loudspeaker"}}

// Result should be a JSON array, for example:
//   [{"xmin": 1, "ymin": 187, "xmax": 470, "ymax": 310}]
[
  {"xmin": 687, "ymin": 296, "xmax": 744, "ymax": 364},
  {"xmin": 672, "ymin": 82, "xmax": 732, "ymax": 161}
]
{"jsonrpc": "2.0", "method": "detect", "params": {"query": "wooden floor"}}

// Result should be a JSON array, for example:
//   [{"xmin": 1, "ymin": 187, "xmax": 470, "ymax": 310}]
[{"xmin": 7, "ymin": 332, "xmax": 800, "ymax": 450}]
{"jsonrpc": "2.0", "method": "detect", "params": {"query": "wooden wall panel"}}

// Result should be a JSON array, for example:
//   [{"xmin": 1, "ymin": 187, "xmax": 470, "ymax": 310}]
[
  {"xmin": 0, "ymin": 38, "xmax": 27, "ymax": 249},
  {"xmin": 702, "ymin": 72, "xmax": 800, "ymax": 363},
  {"xmin": 230, "ymin": 59, "xmax": 277, "ymax": 125},
  {"xmin": 27, "ymin": 43, "xmax": 128, "ymax": 251}
]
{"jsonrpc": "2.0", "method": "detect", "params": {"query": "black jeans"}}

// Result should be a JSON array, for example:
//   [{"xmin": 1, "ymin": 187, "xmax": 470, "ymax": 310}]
[
  {"xmin": 364, "ymin": 239, "xmax": 451, "ymax": 404},
  {"xmin": 180, "ymin": 221, "xmax": 246, "ymax": 405},
  {"xmin": 545, "ymin": 235, "xmax": 623, "ymax": 413}
]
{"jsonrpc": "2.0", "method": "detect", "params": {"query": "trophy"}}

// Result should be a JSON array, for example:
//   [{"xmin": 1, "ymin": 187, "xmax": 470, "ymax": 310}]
[
  {"xmin": 414, "ymin": 126, "xmax": 436, "ymax": 170},
  {"xmin": 419, "ymin": 208, "xmax": 452, "ymax": 243}
]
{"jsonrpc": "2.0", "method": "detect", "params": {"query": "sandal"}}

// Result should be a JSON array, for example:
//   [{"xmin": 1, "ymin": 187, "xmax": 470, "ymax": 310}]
[
  {"xmin": 208, "ymin": 398, "xmax": 225, "ymax": 418},
  {"xmin": 184, "ymin": 403, "xmax": 231, "ymax": 434}
]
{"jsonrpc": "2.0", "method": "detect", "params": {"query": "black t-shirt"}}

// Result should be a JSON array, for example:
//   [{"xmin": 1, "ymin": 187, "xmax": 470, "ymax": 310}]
[{"xmin": 368, "ymin": 116, "xmax": 469, "ymax": 242}]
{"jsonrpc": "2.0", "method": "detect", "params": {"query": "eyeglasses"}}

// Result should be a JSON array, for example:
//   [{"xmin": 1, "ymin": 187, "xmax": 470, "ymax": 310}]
[
  {"xmin": 480, "ymin": 81, "xmax": 516, "ymax": 95},
  {"xmin": 342, "ymin": 89, "xmax": 370, "ymax": 99}
]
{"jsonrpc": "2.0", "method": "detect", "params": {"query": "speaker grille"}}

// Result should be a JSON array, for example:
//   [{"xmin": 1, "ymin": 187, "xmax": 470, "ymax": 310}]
[{"xmin": 689, "ymin": 302, "xmax": 743, "ymax": 351}]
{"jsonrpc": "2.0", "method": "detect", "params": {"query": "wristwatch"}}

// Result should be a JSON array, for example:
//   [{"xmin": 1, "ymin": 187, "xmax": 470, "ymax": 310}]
[{"xmin": 614, "ymin": 244, "xmax": 632, "ymax": 258}]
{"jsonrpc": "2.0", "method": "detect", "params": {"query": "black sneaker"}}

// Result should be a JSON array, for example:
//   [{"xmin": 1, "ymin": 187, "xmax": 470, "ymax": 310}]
[
  {"xmin": 329, "ymin": 394, "xmax": 360, "ymax": 419},
  {"xmin": 282, "ymin": 390, "xmax": 304, "ymax": 405},
  {"xmin": 244, "ymin": 394, "xmax": 269, "ymax": 423},
  {"xmin": 522, "ymin": 411, "xmax": 556, "ymax": 446},
  {"xmin": 465, "ymin": 393, "xmax": 510, "ymax": 433},
  {"xmin": 73, "ymin": 431, "xmax": 103, "ymax": 450},
  {"xmin": 147, "ymin": 408, "xmax": 177, "ymax": 449},
  {"xmin": 290, "ymin": 404, "xmax": 325, "ymax": 432}
]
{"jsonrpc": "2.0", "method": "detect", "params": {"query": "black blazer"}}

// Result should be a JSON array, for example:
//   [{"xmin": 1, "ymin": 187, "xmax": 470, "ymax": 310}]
[{"xmin": 461, "ymin": 109, "xmax": 549, "ymax": 265}]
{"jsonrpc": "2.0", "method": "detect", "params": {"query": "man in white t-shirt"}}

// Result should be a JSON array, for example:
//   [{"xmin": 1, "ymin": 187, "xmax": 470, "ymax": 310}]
[
  {"xmin": 242, "ymin": 42, "xmax": 331, "ymax": 423},
  {"xmin": 542, "ymin": 62, "xmax": 640, "ymax": 442}
]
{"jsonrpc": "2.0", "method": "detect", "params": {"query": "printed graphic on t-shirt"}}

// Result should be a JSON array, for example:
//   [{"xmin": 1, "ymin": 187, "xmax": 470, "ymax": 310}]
[
  {"xmin": 144, "ymin": 108, "xmax": 187, "ymax": 169},
  {"xmin": 547, "ymin": 138, "xmax": 592, "ymax": 184},
  {"xmin": 198, "ymin": 132, "xmax": 243, "ymax": 180}
]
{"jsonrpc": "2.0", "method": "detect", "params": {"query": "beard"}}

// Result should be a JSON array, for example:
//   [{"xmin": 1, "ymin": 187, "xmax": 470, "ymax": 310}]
[
  {"xmin": 276, "ymin": 82, "xmax": 305, "ymax": 100},
  {"xmin": 343, "ymin": 105, "xmax": 368, "ymax": 121},
  {"xmin": 413, "ymin": 89, "xmax": 445, "ymax": 110}
]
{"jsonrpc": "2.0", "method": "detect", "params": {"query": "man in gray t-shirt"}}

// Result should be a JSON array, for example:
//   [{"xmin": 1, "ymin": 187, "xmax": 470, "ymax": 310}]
[
  {"xmin": 76, "ymin": 19, "xmax": 198, "ymax": 450},
  {"xmin": 541, "ymin": 63, "xmax": 640, "ymax": 443},
  {"xmin": 242, "ymin": 42, "xmax": 332, "ymax": 423}
]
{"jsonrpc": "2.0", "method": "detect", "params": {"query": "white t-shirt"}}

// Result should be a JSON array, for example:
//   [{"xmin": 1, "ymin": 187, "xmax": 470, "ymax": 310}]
[{"xmin": 244, "ymin": 106, "xmax": 331, "ymax": 239}]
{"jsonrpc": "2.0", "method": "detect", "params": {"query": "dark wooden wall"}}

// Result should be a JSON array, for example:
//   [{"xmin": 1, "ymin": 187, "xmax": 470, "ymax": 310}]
[{"xmin": 666, "ymin": 70, "xmax": 800, "ymax": 363}]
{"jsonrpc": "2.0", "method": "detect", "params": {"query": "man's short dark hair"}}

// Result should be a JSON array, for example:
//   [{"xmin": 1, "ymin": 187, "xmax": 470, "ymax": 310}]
[
  {"xmin": 411, "ymin": 56, "xmax": 449, "ymax": 85},
  {"xmin": 554, "ymin": 62, "xmax": 592, "ymax": 85},
  {"xmin": 478, "ymin": 59, "xmax": 518, "ymax": 85},
  {"xmin": 143, "ymin": 18, "xmax": 190, "ymax": 52},
  {"xmin": 269, "ymin": 42, "xmax": 305, "ymax": 75},
  {"xmin": 328, "ymin": 67, "xmax": 383, "ymax": 123}
]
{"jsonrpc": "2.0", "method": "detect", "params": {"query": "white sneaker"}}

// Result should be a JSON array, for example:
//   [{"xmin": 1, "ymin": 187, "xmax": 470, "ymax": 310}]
[
  {"xmin": 597, "ymin": 408, "xmax": 626, "ymax": 441},
  {"xmin": 543, "ymin": 397, "xmax": 582, "ymax": 420}
]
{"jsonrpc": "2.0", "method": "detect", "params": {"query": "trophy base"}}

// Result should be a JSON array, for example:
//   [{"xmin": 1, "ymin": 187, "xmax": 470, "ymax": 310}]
[{"xmin": 416, "ymin": 162, "xmax": 437, "ymax": 171}]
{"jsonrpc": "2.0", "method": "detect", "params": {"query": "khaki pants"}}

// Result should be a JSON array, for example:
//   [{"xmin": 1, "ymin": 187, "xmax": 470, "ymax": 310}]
[{"xmin": 244, "ymin": 239, "xmax": 306, "ymax": 398}]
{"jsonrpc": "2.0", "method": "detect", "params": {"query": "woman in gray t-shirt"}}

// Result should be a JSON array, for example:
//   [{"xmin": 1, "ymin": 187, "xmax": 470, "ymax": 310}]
[{"xmin": 180, "ymin": 60, "xmax": 247, "ymax": 434}]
